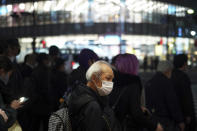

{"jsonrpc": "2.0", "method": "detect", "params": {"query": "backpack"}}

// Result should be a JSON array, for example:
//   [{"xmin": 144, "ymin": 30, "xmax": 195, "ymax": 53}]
[
  {"xmin": 48, "ymin": 92, "xmax": 94, "ymax": 131},
  {"xmin": 48, "ymin": 103, "xmax": 72, "ymax": 131}
]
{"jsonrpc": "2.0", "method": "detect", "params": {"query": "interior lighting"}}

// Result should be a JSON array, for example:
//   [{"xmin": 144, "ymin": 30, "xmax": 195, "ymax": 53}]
[
  {"xmin": 7, "ymin": 5, "xmax": 12, "ymax": 12},
  {"xmin": 169, "ymin": 43, "xmax": 174, "ymax": 48},
  {"xmin": 187, "ymin": 9, "xmax": 194, "ymax": 14},
  {"xmin": 34, "ymin": 2, "xmax": 38, "ymax": 9},
  {"xmin": 19, "ymin": 3, "xmax": 25, "ymax": 10},
  {"xmin": 190, "ymin": 31, "xmax": 196, "ymax": 36},
  {"xmin": 44, "ymin": 1, "xmax": 52, "ymax": 12}
]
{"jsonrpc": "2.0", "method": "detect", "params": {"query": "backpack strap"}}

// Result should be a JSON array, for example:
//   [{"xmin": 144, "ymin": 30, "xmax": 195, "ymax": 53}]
[{"xmin": 112, "ymin": 87, "xmax": 128, "ymax": 110}]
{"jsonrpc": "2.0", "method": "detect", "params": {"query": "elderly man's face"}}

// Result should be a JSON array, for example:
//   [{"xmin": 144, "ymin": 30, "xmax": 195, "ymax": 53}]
[{"xmin": 94, "ymin": 64, "xmax": 114, "ymax": 89}]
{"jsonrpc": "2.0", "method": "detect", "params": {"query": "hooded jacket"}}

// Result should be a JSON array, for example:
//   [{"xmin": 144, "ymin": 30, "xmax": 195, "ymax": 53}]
[
  {"xmin": 68, "ymin": 83, "xmax": 121, "ymax": 131},
  {"xmin": 109, "ymin": 71, "xmax": 157, "ymax": 131}
]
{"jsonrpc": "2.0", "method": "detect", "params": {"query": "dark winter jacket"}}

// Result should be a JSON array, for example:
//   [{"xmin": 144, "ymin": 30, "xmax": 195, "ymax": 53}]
[
  {"xmin": 30, "ymin": 64, "xmax": 51, "ymax": 115},
  {"xmin": 145, "ymin": 72, "xmax": 184, "ymax": 124},
  {"xmin": 6, "ymin": 63, "xmax": 24, "ymax": 103},
  {"xmin": 171, "ymin": 69, "xmax": 195, "ymax": 118},
  {"xmin": 20, "ymin": 63, "xmax": 33, "ymax": 79},
  {"xmin": 171, "ymin": 69, "xmax": 196, "ymax": 131},
  {"xmin": 0, "ymin": 80, "xmax": 17, "ymax": 131},
  {"xmin": 109, "ymin": 71, "xmax": 158, "ymax": 131},
  {"xmin": 50, "ymin": 70, "xmax": 68, "ymax": 112},
  {"xmin": 69, "ymin": 83, "xmax": 121, "ymax": 131},
  {"xmin": 68, "ymin": 66, "xmax": 87, "ymax": 86}
]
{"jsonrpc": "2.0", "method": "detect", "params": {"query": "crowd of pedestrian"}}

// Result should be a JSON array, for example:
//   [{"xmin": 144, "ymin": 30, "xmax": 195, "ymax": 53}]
[{"xmin": 0, "ymin": 38, "xmax": 196, "ymax": 131}]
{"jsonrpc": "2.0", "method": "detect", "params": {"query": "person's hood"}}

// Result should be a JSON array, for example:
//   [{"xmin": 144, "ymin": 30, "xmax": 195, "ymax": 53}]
[
  {"xmin": 113, "ymin": 71, "xmax": 142, "ymax": 88},
  {"xmin": 68, "ymin": 83, "xmax": 108, "ymax": 115}
]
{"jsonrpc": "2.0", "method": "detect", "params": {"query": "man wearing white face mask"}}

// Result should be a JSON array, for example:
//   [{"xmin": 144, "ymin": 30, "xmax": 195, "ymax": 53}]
[{"xmin": 68, "ymin": 60, "xmax": 121, "ymax": 131}]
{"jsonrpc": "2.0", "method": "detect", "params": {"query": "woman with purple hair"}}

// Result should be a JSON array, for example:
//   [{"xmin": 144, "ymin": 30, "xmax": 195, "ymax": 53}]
[{"xmin": 109, "ymin": 53, "xmax": 163, "ymax": 131}]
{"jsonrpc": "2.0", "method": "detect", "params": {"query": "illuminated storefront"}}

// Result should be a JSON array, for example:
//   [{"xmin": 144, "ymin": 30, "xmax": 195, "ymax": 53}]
[
  {"xmin": 0, "ymin": 0, "xmax": 190, "ymax": 26},
  {"xmin": 17, "ymin": 35, "xmax": 194, "ymax": 63},
  {"xmin": 0, "ymin": 0, "xmax": 196, "ymax": 62}
]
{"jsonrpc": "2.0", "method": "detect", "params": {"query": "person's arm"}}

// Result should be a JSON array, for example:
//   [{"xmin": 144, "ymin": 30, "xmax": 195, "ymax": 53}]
[
  {"xmin": 179, "ymin": 75, "xmax": 194, "ymax": 118},
  {"xmin": 164, "ymin": 82, "xmax": 184, "ymax": 129},
  {"xmin": 83, "ymin": 101, "xmax": 106, "ymax": 131},
  {"xmin": 10, "ymin": 100, "xmax": 22, "ymax": 110},
  {"xmin": 0, "ymin": 109, "xmax": 8, "ymax": 122},
  {"xmin": 0, "ymin": 106, "xmax": 17, "ymax": 128},
  {"xmin": 128, "ymin": 83, "xmax": 158, "ymax": 130},
  {"xmin": 0, "ymin": 93, "xmax": 17, "ymax": 128}
]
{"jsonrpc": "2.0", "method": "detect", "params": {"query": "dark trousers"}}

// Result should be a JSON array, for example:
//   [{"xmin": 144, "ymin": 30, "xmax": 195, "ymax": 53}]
[
  {"xmin": 18, "ymin": 110, "xmax": 32, "ymax": 131},
  {"xmin": 29, "ymin": 114, "xmax": 50, "ymax": 131}
]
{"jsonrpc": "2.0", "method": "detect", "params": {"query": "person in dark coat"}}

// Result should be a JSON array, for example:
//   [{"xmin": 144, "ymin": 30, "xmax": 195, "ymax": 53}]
[
  {"xmin": 145, "ymin": 61, "xmax": 185, "ymax": 131},
  {"xmin": 20, "ymin": 54, "xmax": 37, "ymax": 79},
  {"xmin": 2, "ymin": 38, "xmax": 24, "ymax": 102},
  {"xmin": 50, "ymin": 58, "xmax": 68, "ymax": 112},
  {"xmin": 109, "ymin": 53, "xmax": 163, "ymax": 131},
  {"xmin": 49, "ymin": 45, "xmax": 61, "ymax": 66},
  {"xmin": 17, "ymin": 53, "xmax": 37, "ymax": 131},
  {"xmin": 0, "ymin": 56, "xmax": 22, "ymax": 131},
  {"xmin": 69, "ymin": 61, "xmax": 121, "ymax": 131},
  {"xmin": 69, "ymin": 48, "xmax": 99, "ymax": 86},
  {"xmin": 29, "ymin": 53, "xmax": 52, "ymax": 131},
  {"xmin": 1, "ymin": 39, "xmax": 27, "ymax": 130},
  {"xmin": 171, "ymin": 54, "xmax": 196, "ymax": 131}
]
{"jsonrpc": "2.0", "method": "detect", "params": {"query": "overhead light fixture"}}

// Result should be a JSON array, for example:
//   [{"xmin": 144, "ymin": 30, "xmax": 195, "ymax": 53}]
[
  {"xmin": 19, "ymin": 3, "xmax": 25, "ymax": 10},
  {"xmin": 190, "ymin": 30, "xmax": 196, "ymax": 36},
  {"xmin": 187, "ymin": 9, "xmax": 194, "ymax": 14}
]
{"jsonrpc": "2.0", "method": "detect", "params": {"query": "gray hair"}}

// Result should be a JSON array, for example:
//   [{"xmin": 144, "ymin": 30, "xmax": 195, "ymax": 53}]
[
  {"xmin": 157, "ymin": 61, "xmax": 173, "ymax": 73},
  {"xmin": 86, "ymin": 60, "xmax": 111, "ymax": 81}
]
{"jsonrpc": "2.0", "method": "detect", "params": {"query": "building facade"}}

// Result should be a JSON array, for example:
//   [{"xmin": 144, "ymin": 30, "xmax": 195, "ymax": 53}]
[{"xmin": 0, "ymin": 0, "xmax": 196, "ymax": 62}]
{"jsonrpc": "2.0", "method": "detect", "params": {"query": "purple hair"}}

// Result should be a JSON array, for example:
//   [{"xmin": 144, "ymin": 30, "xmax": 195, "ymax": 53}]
[
  {"xmin": 115, "ymin": 53, "xmax": 139, "ymax": 75},
  {"xmin": 78, "ymin": 49, "xmax": 99, "ymax": 70}
]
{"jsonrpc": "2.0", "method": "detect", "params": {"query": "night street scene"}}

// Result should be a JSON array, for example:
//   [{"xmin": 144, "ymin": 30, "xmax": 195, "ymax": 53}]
[{"xmin": 0, "ymin": 0, "xmax": 197, "ymax": 131}]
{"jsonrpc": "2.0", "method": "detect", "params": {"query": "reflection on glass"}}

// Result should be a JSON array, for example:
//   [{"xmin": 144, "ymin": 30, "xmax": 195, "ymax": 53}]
[{"xmin": 0, "ymin": 0, "xmax": 191, "ymax": 27}]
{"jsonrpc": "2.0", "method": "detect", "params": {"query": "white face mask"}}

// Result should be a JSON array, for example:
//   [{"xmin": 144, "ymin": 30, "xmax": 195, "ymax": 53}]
[{"xmin": 96, "ymin": 80, "xmax": 114, "ymax": 96}]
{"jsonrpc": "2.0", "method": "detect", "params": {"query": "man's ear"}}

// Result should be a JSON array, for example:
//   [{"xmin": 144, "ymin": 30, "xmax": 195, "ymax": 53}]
[
  {"xmin": 91, "ymin": 73, "xmax": 100, "ymax": 83},
  {"xmin": 91, "ymin": 73, "xmax": 96, "ymax": 83}
]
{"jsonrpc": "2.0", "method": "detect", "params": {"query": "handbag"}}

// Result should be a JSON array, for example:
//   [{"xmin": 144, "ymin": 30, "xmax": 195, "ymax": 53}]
[{"xmin": 8, "ymin": 120, "xmax": 22, "ymax": 131}]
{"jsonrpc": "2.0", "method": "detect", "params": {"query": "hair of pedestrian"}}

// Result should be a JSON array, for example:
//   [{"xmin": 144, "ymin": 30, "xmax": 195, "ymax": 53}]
[
  {"xmin": 115, "ymin": 53, "xmax": 139, "ymax": 75},
  {"xmin": 0, "ymin": 56, "xmax": 13, "ymax": 72},
  {"xmin": 157, "ymin": 61, "xmax": 173, "ymax": 73},
  {"xmin": 24, "ymin": 54, "xmax": 37, "ymax": 64},
  {"xmin": 53, "ymin": 58, "xmax": 65, "ymax": 70},
  {"xmin": 5, "ymin": 38, "xmax": 20, "ymax": 49},
  {"xmin": 111, "ymin": 54, "xmax": 121, "ymax": 65},
  {"xmin": 49, "ymin": 45, "xmax": 60, "ymax": 56},
  {"xmin": 86, "ymin": 60, "xmax": 111, "ymax": 81},
  {"xmin": 173, "ymin": 54, "xmax": 188, "ymax": 69},
  {"xmin": 78, "ymin": 48, "xmax": 99, "ymax": 70},
  {"xmin": 36, "ymin": 53, "xmax": 50, "ymax": 64}
]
